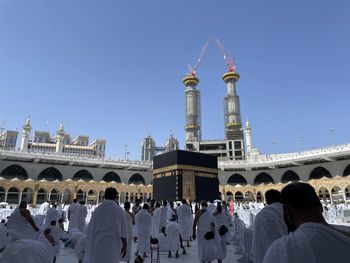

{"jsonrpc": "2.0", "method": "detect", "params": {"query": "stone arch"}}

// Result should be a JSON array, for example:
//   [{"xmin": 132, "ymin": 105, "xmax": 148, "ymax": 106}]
[
  {"xmin": 235, "ymin": 191, "xmax": 243, "ymax": 201},
  {"xmin": 76, "ymin": 189, "xmax": 86, "ymax": 202},
  {"xmin": 227, "ymin": 173, "xmax": 247, "ymax": 186},
  {"xmin": 343, "ymin": 164, "xmax": 350, "ymax": 177},
  {"xmin": 73, "ymin": 170, "xmax": 93, "ymax": 181},
  {"xmin": 257, "ymin": 191, "xmax": 264, "ymax": 202},
  {"xmin": 38, "ymin": 167, "xmax": 63, "ymax": 181},
  {"xmin": 7, "ymin": 187, "xmax": 20, "ymax": 204},
  {"xmin": 21, "ymin": 187, "xmax": 34, "ymax": 203},
  {"xmin": 281, "ymin": 170, "xmax": 300, "ymax": 183},
  {"xmin": 245, "ymin": 191, "xmax": 254, "ymax": 201},
  {"xmin": 36, "ymin": 188, "xmax": 47, "ymax": 205},
  {"xmin": 62, "ymin": 189, "xmax": 73, "ymax": 204},
  {"xmin": 130, "ymin": 193, "xmax": 134, "ymax": 202},
  {"xmin": 1, "ymin": 164, "xmax": 28, "ymax": 180},
  {"xmin": 49, "ymin": 189, "xmax": 60, "ymax": 202},
  {"xmin": 128, "ymin": 174, "xmax": 146, "ymax": 185},
  {"xmin": 318, "ymin": 187, "xmax": 330, "ymax": 201},
  {"xmin": 309, "ymin": 167, "xmax": 332, "ymax": 180},
  {"xmin": 0, "ymin": 186, "xmax": 5, "ymax": 202},
  {"xmin": 254, "ymin": 173, "xmax": 274, "ymax": 185},
  {"xmin": 125, "ymin": 192, "xmax": 129, "ymax": 202},
  {"xmin": 103, "ymin": 172, "xmax": 121, "ymax": 183},
  {"xmin": 148, "ymin": 193, "xmax": 152, "ymax": 200}
]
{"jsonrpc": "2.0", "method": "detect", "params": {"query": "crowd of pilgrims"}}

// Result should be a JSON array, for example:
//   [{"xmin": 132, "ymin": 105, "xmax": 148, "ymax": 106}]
[{"xmin": 0, "ymin": 182, "xmax": 350, "ymax": 263}]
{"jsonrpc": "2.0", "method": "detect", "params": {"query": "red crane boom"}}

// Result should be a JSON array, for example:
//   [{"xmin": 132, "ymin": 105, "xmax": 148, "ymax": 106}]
[
  {"xmin": 188, "ymin": 38, "xmax": 211, "ymax": 76},
  {"xmin": 215, "ymin": 38, "xmax": 236, "ymax": 72}
]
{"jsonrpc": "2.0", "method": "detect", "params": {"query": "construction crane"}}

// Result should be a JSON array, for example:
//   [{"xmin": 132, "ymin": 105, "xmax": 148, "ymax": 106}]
[
  {"xmin": 215, "ymin": 38, "xmax": 236, "ymax": 72},
  {"xmin": 187, "ymin": 38, "xmax": 211, "ymax": 76}
]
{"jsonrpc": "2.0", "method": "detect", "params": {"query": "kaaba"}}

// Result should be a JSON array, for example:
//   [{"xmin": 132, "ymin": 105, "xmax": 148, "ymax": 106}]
[{"xmin": 153, "ymin": 150, "xmax": 219, "ymax": 202}]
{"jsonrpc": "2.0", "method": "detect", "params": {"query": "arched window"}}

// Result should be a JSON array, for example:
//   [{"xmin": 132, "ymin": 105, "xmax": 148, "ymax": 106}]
[
  {"xmin": 73, "ymin": 170, "xmax": 93, "ymax": 181},
  {"xmin": 345, "ymin": 186, "xmax": 350, "ymax": 199},
  {"xmin": 235, "ymin": 191, "xmax": 243, "ymax": 201},
  {"xmin": 227, "ymin": 174, "xmax": 247, "ymax": 186},
  {"xmin": 21, "ymin": 187, "xmax": 33, "ymax": 203},
  {"xmin": 254, "ymin": 173, "xmax": 274, "ymax": 185},
  {"xmin": 1, "ymin": 165, "xmax": 28, "ymax": 180},
  {"xmin": 343, "ymin": 164, "xmax": 350, "ymax": 177},
  {"xmin": 318, "ymin": 187, "xmax": 330, "ymax": 200},
  {"xmin": 309, "ymin": 167, "xmax": 332, "ymax": 180},
  {"xmin": 76, "ymin": 189, "xmax": 86, "ymax": 202},
  {"xmin": 7, "ymin": 187, "xmax": 19, "ymax": 204},
  {"xmin": 281, "ymin": 170, "xmax": 300, "ymax": 183},
  {"xmin": 62, "ymin": 189, "xmax": 73, "ymax": 204},
  {"xmin": 50, "ymin": 189, "xmax": 60, "ymax": 202},
  {"xmin": 0, "ymin": 187, "xmax": 5, "ymax": 202},
  {"xmin": 38, "ymin": 167, "xmax": 63, "ymax": 181},
  {"xmin": 128, "ymin": 174, "xmax": 146, "ymax": 185},
  {"xmin": 36, "ymin": 189, "xmax": 47, "ymax": 204},
  {"xmin": 103, "ymin": 172, "xmax": 121, "ymax": 183}
]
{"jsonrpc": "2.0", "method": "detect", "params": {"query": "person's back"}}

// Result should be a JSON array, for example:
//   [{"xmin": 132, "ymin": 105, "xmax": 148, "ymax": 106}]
[
  {"xmin": 263, "ymin": 182, "xmax": 350, "ymax": 263},
  {"xmin": 45, "ymin": 205, "xmax": 59, "ymax": 227},
  {"xmin": 6, "ymin": 201, "xmax": 39, "ymax": 241},
  {"xmin": 251, "ymin": 190, "xmax": 287, "ymax": 263},
  {"xmin": 84, "ymin": 188, "xmax": 127, "ymax": 263},
  {"xmin": 77, "ymin": 202, "xmax": 87, "ymax": 232},
  {"xmin": 68, "ymin": 200, "xmax": 79, "ymax": 232}
]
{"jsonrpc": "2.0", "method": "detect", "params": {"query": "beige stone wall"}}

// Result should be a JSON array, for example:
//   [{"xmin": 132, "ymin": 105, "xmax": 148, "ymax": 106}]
[
  {"xmin": 219, "ymin": 175, "xmax": 350, "ymax": 202},
  {"xmin": 0, "ymin": 178, "xmax": 152, "ymax": 205}
]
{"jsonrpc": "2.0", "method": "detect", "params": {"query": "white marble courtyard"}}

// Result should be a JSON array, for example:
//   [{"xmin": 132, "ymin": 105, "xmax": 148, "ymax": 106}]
[{"xmin": 57, "ymin": 239, "xmax": 243, "ymax": 263}]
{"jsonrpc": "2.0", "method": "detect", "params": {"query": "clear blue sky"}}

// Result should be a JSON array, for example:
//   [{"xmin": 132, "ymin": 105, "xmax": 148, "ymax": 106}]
[{"xmin": 0, "ymin": 0, "xmax": 349, "ymax": 160}]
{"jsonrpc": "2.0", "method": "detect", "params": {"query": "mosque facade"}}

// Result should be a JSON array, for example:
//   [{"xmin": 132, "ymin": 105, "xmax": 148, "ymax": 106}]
[{"xmin": 0, "ymin": 63, "xmax": 349, "ymax": 205}]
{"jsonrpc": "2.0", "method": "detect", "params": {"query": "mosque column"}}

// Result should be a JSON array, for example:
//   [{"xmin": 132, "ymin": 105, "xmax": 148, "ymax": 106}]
[
  {"xmin": 32, "ymin": 192, "xmax": 38, "ymax": 206},
  {"xmin": 18, "ymin": 191, "xmax": 22, "ymax": 204},
  {"xmin": 61, "ymin": 193, "xmax": 65, "ymax": 203},
  {"xmin": 4, "ymin": 191, "xmax": 8, "ymax": 203},
  {"xmin": 48, "ymin": 192, "xmax": 51, "ymax": 202}
]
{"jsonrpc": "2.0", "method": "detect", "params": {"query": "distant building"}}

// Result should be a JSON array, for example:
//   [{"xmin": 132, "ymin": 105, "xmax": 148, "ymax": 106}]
[
  {"xmin": 0, "ymin": 129, "xmax": 18, "ymax": 150},
  {"xmin": 19, "ymin": 118, "xmax": 106, "ymax": 158},
  {"xmin": 141, "ymin": 132, "xmax": 179, "ymax": 162}
]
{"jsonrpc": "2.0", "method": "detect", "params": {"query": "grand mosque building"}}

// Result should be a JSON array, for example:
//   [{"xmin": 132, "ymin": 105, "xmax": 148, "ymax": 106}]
[{"xmin": 0, "ymin": 62, "xmax": 349, "ymax": 206}]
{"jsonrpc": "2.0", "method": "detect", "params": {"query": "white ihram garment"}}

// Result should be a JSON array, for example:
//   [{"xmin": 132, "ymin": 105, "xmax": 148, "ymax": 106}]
[
  {"xmin": 6, "ymin": 208, "xmax": 36, "ymax": 241},
  {"xmin": 77, "ymin": 204, "xmax": 87, "ymax": 232},
  {"xmin": 45, "ymin": 207, "xmax": 60, "ymax": 227},
  {"xmin": 121, "ymin": 210, "xmax": 133, "ymax": 262},
  {"xmin": 263, "ymin": 222, "xmax": 350, "ymax": 263},
  {"xmin": 84, "ymin": 200, "xmax": 127, "ymax": 263},
  {"xmin": 159, "ymin": 207, "xmax": 168, "ymax": 230},
  {"xmin": 251, "ymin": 203, "xmax": 288, "ymax": 263},
  {"xmin": 1, "ymin": 239, "xmax": 54, "ymax": 263},
  {"xmin": 197, "ymin": 210, "xmax": 219, "ymax": 262},
  {"xmin": 214, "ymin": 210, "xmax": 230, "ymax": 260},
  {"xmin": 135, "ymin": 209, "xmax": 152, "ymax": 254},
  {"xmin": 151, "ymin": 207, "xmax": 161, "ymax": 238},
  {"xmin": 177, "ymin": 204, "xmax": 193, "ymax": 241},
  {"xmin": 68, "ymin": 203, "xmax": 80, "ymax": 232},
  {"xmin": 166, "ymin": 222, "xmax": 181, "ymax": 252}
]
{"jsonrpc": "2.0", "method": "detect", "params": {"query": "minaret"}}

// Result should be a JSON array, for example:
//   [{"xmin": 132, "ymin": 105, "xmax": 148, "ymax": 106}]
[
  {"xmin": 222, "ymin": 70, "xmax": 244, "ymax": 159},
  {"xmin": 183, "ymin": 74, "xmax": 201, "ymax": 151},
  {"xmin": 55, "ymin": 123, "xmax": 65, "ymax": 154},
  {"xmin": 20, "ymin": 117, "xmax": 31, "ymax": 152},
  {"xmin": 244, "ymin": 119, "xmax": 252, "ymax": 154}
]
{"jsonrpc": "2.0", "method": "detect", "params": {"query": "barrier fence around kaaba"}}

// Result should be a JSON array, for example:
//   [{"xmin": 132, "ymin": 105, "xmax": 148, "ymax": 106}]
[{"xmin": 152, "ymin": 150, "xmax": 220, "ymax": 202}]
